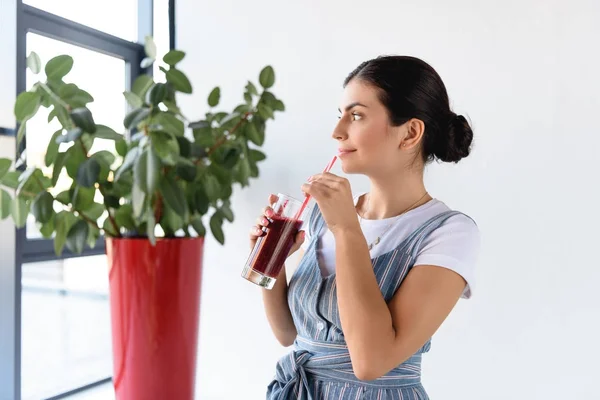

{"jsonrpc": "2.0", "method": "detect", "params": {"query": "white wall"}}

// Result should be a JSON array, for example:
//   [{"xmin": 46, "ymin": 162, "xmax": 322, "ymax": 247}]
[{"xmin": 177, "ymin": 0, "xmax": 600, "ymax": 398}]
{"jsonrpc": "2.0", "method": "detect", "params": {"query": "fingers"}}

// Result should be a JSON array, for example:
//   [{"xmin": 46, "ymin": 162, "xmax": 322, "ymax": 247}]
[
  {"xmin": 268, "ymin": 193, "xmax": 278, "ymax": 207},
  {"xmin": 295, "ymin": 230, "xmax": 306, "ymax": 244}
]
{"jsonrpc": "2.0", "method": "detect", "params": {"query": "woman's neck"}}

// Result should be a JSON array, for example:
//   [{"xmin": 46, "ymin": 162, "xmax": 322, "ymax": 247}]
[{"xmin": 361, "ymin": 170, "xmax": 430, "ymax": 220}]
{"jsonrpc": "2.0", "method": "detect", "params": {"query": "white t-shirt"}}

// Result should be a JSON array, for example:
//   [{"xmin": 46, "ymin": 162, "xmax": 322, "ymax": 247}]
[{"xmin": 303, "ymin": 195, "xmax": 480, "ymax": 299}]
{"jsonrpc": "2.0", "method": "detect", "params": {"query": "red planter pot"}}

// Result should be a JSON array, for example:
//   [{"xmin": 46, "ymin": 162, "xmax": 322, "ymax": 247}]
[{"xmin": 106, "ymin": 237, "xmax": 204, "ymax": 400}]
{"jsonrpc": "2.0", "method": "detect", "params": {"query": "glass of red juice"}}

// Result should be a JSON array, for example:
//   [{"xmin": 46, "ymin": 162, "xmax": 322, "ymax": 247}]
[{"xmin": 241, "ymin": 193, "xmax": 310, "ymax": 289}]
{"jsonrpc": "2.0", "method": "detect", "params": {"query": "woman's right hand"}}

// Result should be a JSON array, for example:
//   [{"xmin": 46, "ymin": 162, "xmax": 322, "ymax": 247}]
[{"xmin": 249, "ymin": 194, "xmax": 306, "ymax": 255}]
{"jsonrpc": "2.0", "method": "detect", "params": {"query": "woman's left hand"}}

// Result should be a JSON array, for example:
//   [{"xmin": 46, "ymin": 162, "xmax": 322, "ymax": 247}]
[{"xmin": 301, "ymin": 173, "xmax": 360, "ymax": 235}]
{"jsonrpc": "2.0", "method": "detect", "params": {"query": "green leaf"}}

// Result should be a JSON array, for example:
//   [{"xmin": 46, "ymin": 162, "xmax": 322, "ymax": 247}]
[
  {"xmin": 16, "ymin": 169, "xmax": 37, "ymax": 196},
  {"xmin": 102, "ymin": 217, "xmax": 118, "ymax": 236},
  {"xmin": 236, "ymin": 158, "xmax": 251, "ymax": 186},
  {"xmin": 149, "ymin": 83, "xmax": 167, "ymax": 106},
  {"xmin": 166, "ymin": 69, "xmax": 192, "ymax": 94},
  {"xmin": 210, "ymin": 212, "xmax": 225, "ymax": 244},
  {"xmin": 56, "ymin": 127, "xmax": 83, "ymax": 144},
  {"xmin": 0, "ymin": 189, "xmax": 11, "ymax": 219},
  {"xmin": 208, "ymin": 87, "xmax": 220, "ymax": 107},
  {"xmin": 203, "ymin": 175, "xmax": 221, "ymax": 202},
  {"xmin": 55, "ymin": 211, "xmax": 77, "ymax": 255},
  {"xmin": 146, "ymin": 212, "xmax": 156, "ymax": 245},
  {"xmin": 124, "ymin": 107, "xmax": 151, "ymax": 130},
  {"xmin": 66, "ymin": 220, "xmax": 89, "ymax": 254},
  {"xmin": 234, "ymin": 104, "xmax": 252, "ymax": 114},
  {"xmin": 76, "ymin": 158, "xmax": 101, "ymax": 187},
  {"xmin": 44, "ymin": 130, "xmax": 62, "ymax": 167},
  {"xmin": 0, "ymin": 159, "xmax": 11, "ymax": 181},
  {"xmin": 11, "ymin": 197, "xmax": 30, "ymax": 228},
  {"xmin": 160, "ymin": 205, "xmax": 183, "ymax": 235},
  {"xmin": 124, "ymin": 91, "xmax": 144, "ymax": 108},
  {"xmin": 39, "ymin": 215, "xmax": 55, "ymax": 238},
  {"xmin": 245, "ymin": 81, "xmax": 258, "ymax": 96},
  {"xmin": 115, "ymin": 138, "xmax": 127, "ymax": 157},
  {"xmin": 248, "ymin": 149, "xmax": 267, "ymax": 162},
  {"xmin": 176, "ymin": 158, "xmax": 196, "ymax": 182},
  {"xmin": 72, "ymin": 186, "xmax": 95, "ymax": 211},
  {"xmin": 65, "ymin": 145, "xmax": 86, "ymax": 179},
  {"xmin": 52, "ymin": 153, "xmax": 67, "ymax": 186},
  {"xmin": 0, "ymin": 171, "xmax": 21, "ymax": 189},
  {"xmin": 87, "ymin": 223, "xmax": 100, "ymax": 248},
  {"xmin": 55, "ymin": 190, "xmax": 71, "ymax": 205},
  {"xmin": 194, "ymin": 186, "xmax": 209, "ymax": 214},
  {"xmin": 27, "ymin": 51, "xmax": 41, "ymax": 74},
  {"xmin": 16, "ymin": 120, "xmax": 27, "ymax": 146},
  {"xmin": 258, "ymin": 104, "xmax": 274, "ymax": 120},
  {"xmin": 59, "ymin": 84, "xmax": 94, "ymax": 107},
  {"xmin": 146, "ymin": 148, "xmax": 160, "ymax": 194},
  {"xmin": 176, "ymin": 136, "xmax": 191, "ymax": 157},
  {"xmin": 220, "ymin": 202, "xmax": 234, "ymax": 222},
  {"xmin": 150, "ymin": 131, "xmax": 179, "ymax": 165},
  {"xmin": 141, "ymin": 57, "xmax": 154, "ymax": 69},
  {"xmin": 219, "ymin": 112, "xmax": 241, "ymax": 129},
  {"xmin": 115, "ymin": 146, "xmax": 140, "ymax": 181},
  {"xmin": 95, "ymin": 124, "xmax": 122, "ymax": 141},
  {"xmin": 144, "ymin": 36, "xmax": 157, "ymax": 59},
  {"xmin": 259, "ymin": 66, "xmax": 275, "ymax": 89},
  {"xmin": 14, "ymin": 91, "xmax": 41, "ymax": 122},
  {"xmin": 84, "ymin": 203, "xmax": 105, "ymax": 221},
  {"xmin": 133, "ymin": 149, "xmax": 149, "ymax": 193},
  {"xmin": 273, "ymin": 99, "xmax": 285, "ymax": 112},
  {"xmin": 31, "ymin": 191, "xmax": 54, "ymax": 224},
  {"xmin": 245, "ymin": 120, "xmax": 263, "ymax": 145},
  {"xmin": 159, "ymin": 178, "xmax": 187, "ymax": 217},
  {"xmin": 190, "ymin": 215, "xmax": 206, "ymax": 236},
  {"xmin": 92, "ymin": 150, "xmax": 116, "ymax": 168},
  {"xmin": 155, "ymin": 112, "xmax": 184, "ymax": 137},
  {"xmin": 163, "ymin": 50, "xmax": 186, "ymax": 66},
  {"xmin": 70, "ymin": 107, "xmax": 96, "ymax": 133},
  {"xmin": 45, "ymin": 55, "xmax": 73, "ymax": 81},
  {"xmin": 115, "ymin": 204, "xmax": 136, "ymax": 231},
  {"xmin": 132, "ymin": 75, "xmax": 154, "ymax": 98}
]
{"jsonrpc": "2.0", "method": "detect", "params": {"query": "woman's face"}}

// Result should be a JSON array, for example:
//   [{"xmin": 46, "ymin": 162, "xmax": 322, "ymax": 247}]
[{"xmin": 333, "ymin": 79, "xmax": 408, "ymax": 176}]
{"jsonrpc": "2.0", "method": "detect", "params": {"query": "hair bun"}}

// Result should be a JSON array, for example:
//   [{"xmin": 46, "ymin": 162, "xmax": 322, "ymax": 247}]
[{"xmin": 434, "ymin": 113, "xmax": 473, "ymax": 163}]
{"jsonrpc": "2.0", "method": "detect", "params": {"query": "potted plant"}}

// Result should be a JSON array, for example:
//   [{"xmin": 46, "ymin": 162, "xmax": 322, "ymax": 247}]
[{"xmin": 0, "ymin": 37, "xmax": 284, "ymax": 400}]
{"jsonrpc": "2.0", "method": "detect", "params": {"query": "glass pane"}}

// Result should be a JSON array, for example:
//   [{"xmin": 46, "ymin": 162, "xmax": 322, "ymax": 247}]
[
  {"xmin": 24, "ymin": 0, "xmax": 138, "ymax": 41},
  {"xmin": 25, "ymin": 33, "xmax": 126, "ymax": 239},
  {"xmin": 153, "ymin": 0, "xmax": 170, "ymax": 80},
  {"xmin": 21, "ymin": 255, "xmax": 112, "ymax": 400}
]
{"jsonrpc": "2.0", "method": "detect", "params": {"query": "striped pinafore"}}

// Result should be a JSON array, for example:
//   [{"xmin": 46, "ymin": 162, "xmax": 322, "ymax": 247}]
[{"xmin": 266, "ymin": 206, "xmax": 466, "ymax": 400}]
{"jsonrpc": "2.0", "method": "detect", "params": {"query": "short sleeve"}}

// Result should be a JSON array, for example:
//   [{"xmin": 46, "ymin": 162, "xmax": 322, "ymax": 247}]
[{"xmin": 413, "ymin": 214, "xmax": 480, "ymax": 299}]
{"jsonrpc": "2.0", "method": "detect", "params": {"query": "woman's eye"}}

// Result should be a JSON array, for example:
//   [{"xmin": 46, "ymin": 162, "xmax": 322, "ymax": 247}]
[{"xmin": 351, "ymin": 113, "xmax": 362, "ymax": 121}]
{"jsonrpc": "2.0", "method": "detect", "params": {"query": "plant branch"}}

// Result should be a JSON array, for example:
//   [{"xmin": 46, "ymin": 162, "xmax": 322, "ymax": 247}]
[
  {"xmin": 199, "ymin": 112, "xmax": 252, "ymax": 165},
  {"xmin": 79, "ymin": 138, "xmax": 89, "ymax": 157},
  {"xmin": 38, "ymin": 82, "xmax": 71, "ymax": 110},
  {"xmin": 153, "ymin": 192, "xmax": 163, "ymax": 223},
  {"xmin": 77, "ymin": 210, "xmax": 100, "ymax": 229},
  {"xmin": 33, "ymin": 174, "xmax": 45, "ymax": 191},
  {"xmin": 98, "ymin": 184, "xmax": 121, "ymax": 237}
]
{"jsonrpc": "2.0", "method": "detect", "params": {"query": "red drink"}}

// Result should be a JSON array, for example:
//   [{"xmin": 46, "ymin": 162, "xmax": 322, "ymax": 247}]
[
  {"xmin": 241, "ymin": 193, "xmax": 310, "ymax": 289},
  {"xmin": 247, "ymin": 216, "xmax": 303, "ymax": 278}
]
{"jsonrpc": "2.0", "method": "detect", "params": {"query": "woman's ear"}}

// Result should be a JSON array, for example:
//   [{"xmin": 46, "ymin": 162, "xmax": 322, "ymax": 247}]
[{"xmin": 400, "ymin": 118, "xmax": 425, "ymax": 150}]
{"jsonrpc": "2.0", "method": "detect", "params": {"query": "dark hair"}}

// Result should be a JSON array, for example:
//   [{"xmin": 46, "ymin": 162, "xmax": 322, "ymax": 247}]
[{"xmin": 344, "ymin": 55, "xmax": 473, "ymax": 163}]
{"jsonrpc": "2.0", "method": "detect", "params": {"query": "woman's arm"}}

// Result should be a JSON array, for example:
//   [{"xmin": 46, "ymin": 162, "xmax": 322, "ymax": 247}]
[
  {"xmin": 334, "ymin": 228, "xmax": 465, "ymax": 380},
  {"xmin": 300, "ymin": 173, "xmax": 472, "ymax": 381},
  {"xmin": 262, "ymin": 249, "xmax": 304, "ymax": 347}
]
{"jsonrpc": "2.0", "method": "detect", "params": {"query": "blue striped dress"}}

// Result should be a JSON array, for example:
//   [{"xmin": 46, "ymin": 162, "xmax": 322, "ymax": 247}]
[{"xmin": 266, "ymin": 206, "xmax": 467, "ymax": 400}]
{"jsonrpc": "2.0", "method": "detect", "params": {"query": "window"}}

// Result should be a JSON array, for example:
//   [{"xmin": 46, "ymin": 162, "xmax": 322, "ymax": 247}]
[
  {"xmin": 23, "ymin": 0, "xmax": 139, "ymax": 41},
  {"xmin": 0, "ymin": 1, "xmax": 175, "ymax": 399}
]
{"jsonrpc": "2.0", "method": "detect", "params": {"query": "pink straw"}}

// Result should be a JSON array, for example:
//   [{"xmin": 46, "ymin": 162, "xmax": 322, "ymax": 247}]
[{"xmin": 294, "ymin": 155, "xmax": 338, "ymax": 220}]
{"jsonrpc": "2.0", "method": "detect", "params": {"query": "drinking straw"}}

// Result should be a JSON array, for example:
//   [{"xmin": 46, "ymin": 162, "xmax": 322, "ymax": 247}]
[{"xmin": 294, "ymin": 155, "xmax": 338, "ymax": 220}]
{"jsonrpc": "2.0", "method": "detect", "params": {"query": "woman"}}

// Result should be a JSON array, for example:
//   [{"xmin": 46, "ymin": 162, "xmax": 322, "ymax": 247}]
[{"xmin": 250, "ymin": 55, "xmax": 480, "ymax": 399}]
